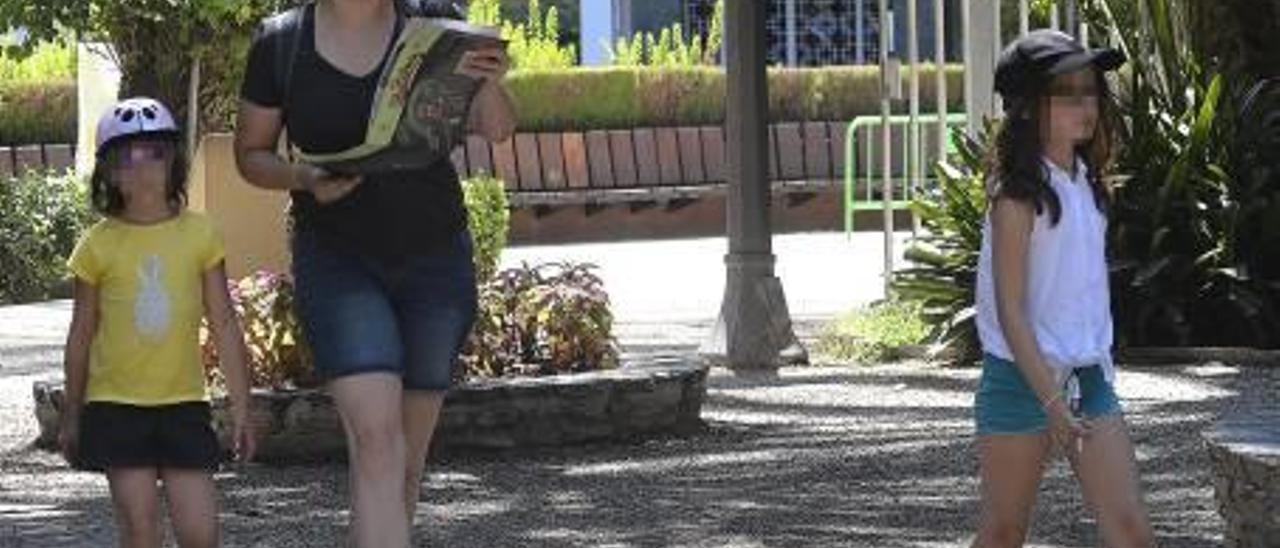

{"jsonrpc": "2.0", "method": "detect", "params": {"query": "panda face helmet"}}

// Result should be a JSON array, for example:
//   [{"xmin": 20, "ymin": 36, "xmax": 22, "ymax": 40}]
[{"xmin": 95, "ymin": 97, "xmax": 181, "ymax": 167}]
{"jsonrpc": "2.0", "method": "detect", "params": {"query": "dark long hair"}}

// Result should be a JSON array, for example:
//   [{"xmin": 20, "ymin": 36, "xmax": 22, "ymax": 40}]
[
  {"xmin": 989, "ymin": 70, "xmax": 1117, "ymax": 225},
  {"xmin": 400, "ymin": 0, "xmax": 465, "ymax": 19},
  {"xmin": 89, "ymin": 138, "xmax": 188, "ymax": 217}
]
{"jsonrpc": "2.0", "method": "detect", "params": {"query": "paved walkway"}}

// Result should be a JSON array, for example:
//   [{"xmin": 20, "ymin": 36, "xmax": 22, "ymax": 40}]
[
  {"xmin": 0, "ymin": 233, "xmax": 1266, "ymax": 546},
  {"xmin": 501, "ymin": 232, "xmax": 911, "ymax": 322}
]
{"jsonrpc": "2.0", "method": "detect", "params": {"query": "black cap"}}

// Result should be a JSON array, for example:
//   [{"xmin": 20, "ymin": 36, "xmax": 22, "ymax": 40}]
[{"xmin": 995, "ymin": 29, "xmax": 1125, "ymax": 99}]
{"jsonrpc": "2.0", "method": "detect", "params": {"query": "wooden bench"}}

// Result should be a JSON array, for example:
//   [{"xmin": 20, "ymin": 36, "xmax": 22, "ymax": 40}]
[
  {"xmin": 5, "ymin": 121, "xmax": 935, "ymax": 212},
  {"xmin": 0, "ymin": 144, "xmax": 76, "ymax": 180},
  {"xmin": 453, "ymin": 122, "xmax": 862, "ymax": 214}
]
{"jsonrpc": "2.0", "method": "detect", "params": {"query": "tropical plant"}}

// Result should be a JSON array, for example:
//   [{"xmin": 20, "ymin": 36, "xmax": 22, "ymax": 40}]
[
  {"xmin": 608, "ymin": 0, "xmax": 723, "ymax": 67},
  {"xmin": 1088, "ymin": 0, "xmax": 1280, "ymax": 348},
  {"xmin": 891, "ymin": 125, "xmax": 992, "ymax": 364}
]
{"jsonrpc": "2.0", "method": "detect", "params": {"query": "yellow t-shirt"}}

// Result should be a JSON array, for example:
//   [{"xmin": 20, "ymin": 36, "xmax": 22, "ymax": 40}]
[{"xmin": 68, "ymin": 211, "xmax": 226, "ymax": 405}]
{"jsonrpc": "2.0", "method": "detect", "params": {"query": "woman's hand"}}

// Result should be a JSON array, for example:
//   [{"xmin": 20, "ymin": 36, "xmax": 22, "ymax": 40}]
[
  {"xmin": 294, "ymin": 164, "xmax": 362, "ymax": 205},
  {"xmin": 456, "ymin": 47, "xmax": 510, "ymax": 82}
]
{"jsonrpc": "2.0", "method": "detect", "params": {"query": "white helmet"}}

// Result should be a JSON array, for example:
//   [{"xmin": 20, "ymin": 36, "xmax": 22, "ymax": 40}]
[{"xmin": 95, "ymin": 97, "xmax": 180, "ymax": 158}]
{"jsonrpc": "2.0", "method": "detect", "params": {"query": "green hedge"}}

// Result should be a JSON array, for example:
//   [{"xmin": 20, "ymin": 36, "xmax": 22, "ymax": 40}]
[
  {"xmin": 0, "ymin": 81, "xmax": 77, "ymax": 145},
  {"xmin": 0, "ymin": 65, "xmax": 964, "ymax": 144},
  {"xmin": 507, "ymin": 64, "xmax": 965, "ymax": 131}
]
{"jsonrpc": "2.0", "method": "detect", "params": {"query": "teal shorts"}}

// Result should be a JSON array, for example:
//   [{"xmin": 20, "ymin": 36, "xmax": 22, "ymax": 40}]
[{"xmin": 975, "ymin": 353, "xmax": 1122, "ymax": 435}]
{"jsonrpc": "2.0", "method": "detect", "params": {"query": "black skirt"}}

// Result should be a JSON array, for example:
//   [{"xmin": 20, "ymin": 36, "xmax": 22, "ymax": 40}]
[{"xmin": 74, "ymin": 401, "xmax": 222, "ymax": 473}]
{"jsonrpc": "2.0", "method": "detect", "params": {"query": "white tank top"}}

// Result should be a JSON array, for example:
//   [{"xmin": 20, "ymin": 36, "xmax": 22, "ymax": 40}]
[{"xmin": 976, "ymin": 156, "xmax": 1115, "ymax": 383}]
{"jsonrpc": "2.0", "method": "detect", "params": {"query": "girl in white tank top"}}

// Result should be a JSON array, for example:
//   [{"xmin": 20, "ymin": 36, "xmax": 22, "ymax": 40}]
[{"xmin": 969, "ymin": 30, "xmax": 1155, "ymax": 547}]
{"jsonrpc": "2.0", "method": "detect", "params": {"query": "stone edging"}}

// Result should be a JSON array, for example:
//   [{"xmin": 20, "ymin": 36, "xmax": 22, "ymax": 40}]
[
  {"xmin": 1203, "ymin": 409, "xmax": 1280, "ymax": 547},
  {"xmin": 1117, "ymin": 347, "xmax": 1280, "ymax": 367},
  {"xmin": 821, "ymin": 342, "xmax": 1280, "ymax": 368},
  {"xmin": 33, "ymin": 362, "xmax": 709, "ymax": 463}
]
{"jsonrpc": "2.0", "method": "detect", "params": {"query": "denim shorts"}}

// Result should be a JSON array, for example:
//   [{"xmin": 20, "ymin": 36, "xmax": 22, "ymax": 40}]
[
  {"xmin": 975, "ymin": 353, "xmax": 1122, "ymax": 435},
  {"xmin": 291, "ymin": 229, "xmax": 478, "ymax": 391}
]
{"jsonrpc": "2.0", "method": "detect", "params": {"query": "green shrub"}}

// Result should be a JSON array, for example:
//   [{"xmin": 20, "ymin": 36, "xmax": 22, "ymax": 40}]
[
  {"xmin": 814, "ymin": 299, "xmax": 931, "ymax": 363},
  {"xmin": 0, "ymin": 40, "xmax": 76, "ymax": 83},
  {"xmin": 0, "ymin": 81, "xmax": 77, "ymax": 145},
  {"xmin": 469, "ymin": 0, "xmax": 576, "ymax": 71},
  {"xmin": 507, "ymin": 65, "xmax": 965, "ymax": 132},
  {"xmin": 0, "ymin": 170, "xmax": 96, "ymax": 304},
  {"xmin": 891, "ymin": 126, "xmax": 990, "ymax": 365},
  {"xmin": 463, "ymin": 175, "xmax": 510, "ymax": 284}
]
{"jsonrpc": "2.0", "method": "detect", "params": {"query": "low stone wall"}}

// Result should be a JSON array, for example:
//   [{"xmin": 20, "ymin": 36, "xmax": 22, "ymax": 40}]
[
  {"xmin": 1204, "ymin": 408, "xmax": 1280, "ymax": 547},
  {"xmin": 33, "ymin": 362, "xmax": 708, "ymax": 462}
]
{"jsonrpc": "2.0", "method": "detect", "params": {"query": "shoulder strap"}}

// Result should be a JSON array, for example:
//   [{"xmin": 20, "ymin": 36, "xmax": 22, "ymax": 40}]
[{"xmin": 268, "ymin": 4, "xmax": 308, "ymax": 113}]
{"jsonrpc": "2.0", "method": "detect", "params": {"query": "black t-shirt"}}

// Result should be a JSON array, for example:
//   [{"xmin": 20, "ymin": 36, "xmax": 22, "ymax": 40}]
[{"xmin": 240, "ymin": 4, "xmax": 467, "ymax": 260}]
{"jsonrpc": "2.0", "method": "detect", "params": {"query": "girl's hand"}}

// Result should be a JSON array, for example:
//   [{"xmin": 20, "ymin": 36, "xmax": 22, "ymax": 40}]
[
  {"xmin": 1045, "ymin": 399, "xmax": 1090, "ymax": 456},
  {"xmin": 294, "ymin": 164, "xmax": 362, "ymax": 205},
  {"xmin": 456, "ymin": 47, "xmax": 510, "ymax": 81},
  {"xmin": 232, "ymin": 412, "xmax": 256, "ymax": 463},
  {"xmin": 57, "ymin": 413, "xmax": 80, "ymax": 465}
]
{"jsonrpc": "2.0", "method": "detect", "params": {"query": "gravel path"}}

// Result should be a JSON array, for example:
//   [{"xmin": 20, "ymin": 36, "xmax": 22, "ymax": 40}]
[{"xmin": 0, "ymin": 301, "xmax": 1271, "ymax": 547}]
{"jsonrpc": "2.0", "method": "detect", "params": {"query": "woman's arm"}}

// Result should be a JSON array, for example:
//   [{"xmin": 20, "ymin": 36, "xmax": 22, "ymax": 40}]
[
  {"xmin": 58, "ymin": 279, "xmax": 98, "ymax": 462},
  {"xmin": 461, "ymin": 47, "xmax": 516, "ymax": 143},
  {"xmin": 233, "ymin": 101, "xmax": 362, "ymax": 204},
  {"xmin": 202, "ymin": 262, "xmax": 256, "ymax": 462},
  {"xmin": 234, "ymin": 102, "xmax": 304, "ymax": 192}
]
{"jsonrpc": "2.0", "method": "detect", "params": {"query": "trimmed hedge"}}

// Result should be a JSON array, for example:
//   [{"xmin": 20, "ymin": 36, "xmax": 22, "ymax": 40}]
[
  {"xmin": 0, "ymin": 65, "xmax": 964, "ymax": 144},
  {"xmin": 507, "ymin": 64, "xmax": 965, "ymax": 131},
  {"xmin": 0, "ymin": 81, "xmax": 77, "ymax": 145}
]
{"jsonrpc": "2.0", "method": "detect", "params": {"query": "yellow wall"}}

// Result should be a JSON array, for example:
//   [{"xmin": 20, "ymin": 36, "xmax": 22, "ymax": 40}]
[{"xmin": 189, "ymin": 134, "xmax": 291, "ymax": 279}]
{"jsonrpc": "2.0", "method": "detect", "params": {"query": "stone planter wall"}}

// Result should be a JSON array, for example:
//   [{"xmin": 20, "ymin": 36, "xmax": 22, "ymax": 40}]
[
  {"xmin": 1204, "ymin": 408, "xmax": 1280, "ymax": 546},
  {"xmin": 34, "ymin": 363, "xmax": 708, "ymax": 463}
]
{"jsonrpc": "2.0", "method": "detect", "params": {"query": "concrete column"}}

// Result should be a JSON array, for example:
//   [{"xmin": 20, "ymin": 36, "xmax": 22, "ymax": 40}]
[{"xmin": 703, "ymin": 0, "xmax": 804, "ymax": 373}]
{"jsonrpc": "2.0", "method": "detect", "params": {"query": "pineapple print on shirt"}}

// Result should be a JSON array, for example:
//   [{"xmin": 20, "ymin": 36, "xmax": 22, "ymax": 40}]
[{"xmin": 134, "ymin": 254, "xmax": 171, "ymax": 342}]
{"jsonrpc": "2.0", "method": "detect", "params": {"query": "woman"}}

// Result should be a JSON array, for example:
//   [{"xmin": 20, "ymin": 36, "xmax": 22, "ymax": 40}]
[{"xmin": 233, "ymin": 0, "xmax": 515, "ymax": 545}]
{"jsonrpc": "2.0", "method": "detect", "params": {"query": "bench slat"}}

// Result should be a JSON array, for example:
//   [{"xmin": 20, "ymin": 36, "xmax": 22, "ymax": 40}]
[
  {"xmin": 677, "ymin": 127, "xmax": 705, "ymax": 183},
  {"xmin": 775, "ymin": 123, "xmax": 805, "ymax": 180},
  {"xmin": 538, "ymin": 133, "xmax": 566, "ymax": 189},
  {"xmin": 655, "ymin": 128, "xmax": 682, "ymax": 185},
  {"xmin": 466, "ymin": 135, "xmax": 493, "ymax": 177},
  {"xmin": 585, "ymin": 131, "xmax": 614, "ymax": 188},
  {"xmin": 514, "ymin": 134, "xmax": 543, "ymax": 190},
  {"xmin": 632, "ymin": 128, "xmax": 661, "ymax": 187},
  {"xmin": 803, "ymin": 122, "xmax": 831, "ymax": 180},
  {"xmin": 490, "ymin": 138, "xmax": 519, "ymax": 190},
  {"xmin": 700, "ymin": 126, "xmax": 726, "ymax": 183},
  {"xmin": 608, "ymin": 130, "xmax": 639, "ymax": 188},
  {"xmin": 562, "ymin": 133, "xmax": 590, "ymax": 189},
  {"xmin": 14, "ymin": 145, "xmax": 43, "ymax": 175}
]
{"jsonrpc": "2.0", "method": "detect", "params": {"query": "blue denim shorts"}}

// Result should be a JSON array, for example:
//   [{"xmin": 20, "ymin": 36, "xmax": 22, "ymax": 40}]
[
  {"xmin": 291, "ymin": 229, "xmax": 478, "ymax": 391},
  {"xmin": 975, "ymin": 353, "xmax": 1122, "ymax": 435}
]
